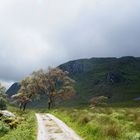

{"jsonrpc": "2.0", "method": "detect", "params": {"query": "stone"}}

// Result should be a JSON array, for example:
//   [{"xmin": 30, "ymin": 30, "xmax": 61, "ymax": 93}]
[{"xmin": 0, "ymin": 110, "xmax": 16, "ymax": 118}]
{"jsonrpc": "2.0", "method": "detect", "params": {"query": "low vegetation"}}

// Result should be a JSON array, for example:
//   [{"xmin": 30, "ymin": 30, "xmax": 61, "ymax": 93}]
[
  {"xmin": 50, "ymin": 107, "xmax": 140, "ymax": 140},
  {"xmin": 0, "ymin": 106, "xmax": 36, "ymax": 140}
]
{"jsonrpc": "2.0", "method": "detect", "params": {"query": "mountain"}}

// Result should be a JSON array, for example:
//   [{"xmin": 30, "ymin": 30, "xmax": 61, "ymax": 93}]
[
  {"xmin": 59, "ymin": 56, "xmax": 140, "ymax": 106},
  {"xmin": 6, "ymin": 56, "xmax": 140, "ymax": 107},
  {"xmin": 6, "ymin": 82, "xmax": 21, "ymax": 97}
]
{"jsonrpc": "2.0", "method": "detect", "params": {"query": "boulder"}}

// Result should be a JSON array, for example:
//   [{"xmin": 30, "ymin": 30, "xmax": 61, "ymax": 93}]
[{"xmin": 0, "ymin": 110, "xmax": 16, "ymax": 118}]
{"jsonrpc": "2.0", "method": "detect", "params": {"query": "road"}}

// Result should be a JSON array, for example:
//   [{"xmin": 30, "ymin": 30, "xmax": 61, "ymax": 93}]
[{"xmin": 36, "ymin": 113, "xmax": 83, "ymax": 140}]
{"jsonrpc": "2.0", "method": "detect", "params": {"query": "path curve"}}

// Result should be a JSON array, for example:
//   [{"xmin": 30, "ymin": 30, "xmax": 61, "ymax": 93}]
[{"xmin": 36, "ymin": 113, "xmax": 83, "ymax": 140}]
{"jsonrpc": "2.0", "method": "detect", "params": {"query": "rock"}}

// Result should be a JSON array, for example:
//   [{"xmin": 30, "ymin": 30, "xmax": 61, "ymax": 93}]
[
  {"xmin": 0, "ymin": 110, "xmax": 16, "ymax": 118},
  {"xmin": 59, "ymin": 59, "xmax": 92, "ymax": 75}
]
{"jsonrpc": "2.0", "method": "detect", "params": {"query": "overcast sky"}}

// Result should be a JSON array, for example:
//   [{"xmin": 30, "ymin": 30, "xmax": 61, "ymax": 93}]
[{"xmin": 0, "ymin": 0, "xmax": 140, "ymax": 88}]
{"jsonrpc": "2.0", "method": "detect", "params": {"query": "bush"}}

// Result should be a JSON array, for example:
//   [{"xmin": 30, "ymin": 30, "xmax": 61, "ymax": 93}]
[
  {"xmin": 0, "ymin": 97, "xmax": 7, "ymax": 110},
  {"xmin": 0, "ymin": 122, "xmax": 10, "ymax": 136},
  {"xmin": 90, "ymin": 96, "xmax": 108, "ymax": 107}
]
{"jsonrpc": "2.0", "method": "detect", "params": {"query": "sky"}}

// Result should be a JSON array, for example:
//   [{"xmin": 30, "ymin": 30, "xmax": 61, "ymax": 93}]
[{"xmin": 0, "ymin": 0, "xmax": 140, "ymax": 88}]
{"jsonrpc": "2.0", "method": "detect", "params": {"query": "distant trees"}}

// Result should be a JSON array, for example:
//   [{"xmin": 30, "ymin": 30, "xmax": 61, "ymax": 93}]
[
  {"xmin": 12, "ymin": 68, "xmax": 75, "ymax": 110},
  {"xmin": 0, "ymin": 83, "xmax": 7, "ymax": 110}
]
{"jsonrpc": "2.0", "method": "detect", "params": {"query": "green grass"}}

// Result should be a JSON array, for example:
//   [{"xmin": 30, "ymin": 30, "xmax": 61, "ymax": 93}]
[
  {"xmin": 1, "ymin": 104, "xmax": 140, "ymax": 140},
  {"xmin": 50, "ymin": 107, "xmax": 140, "ymax": 140},
  {"xmin": 0, "ymin": 106, "xmax": 37, "ymax": 140}
]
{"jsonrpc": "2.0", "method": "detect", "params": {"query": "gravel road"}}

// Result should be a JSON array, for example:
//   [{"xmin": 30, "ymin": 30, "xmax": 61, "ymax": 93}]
[{"xmin": 36, "ymin": 113, "xmax": 83, "ymax": 140}]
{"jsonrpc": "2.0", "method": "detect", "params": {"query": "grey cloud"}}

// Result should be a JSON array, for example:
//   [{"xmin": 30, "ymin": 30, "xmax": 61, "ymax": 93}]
[{"xmin": 0, "ymin": 0, "xmax": 140, "ymax": 86}]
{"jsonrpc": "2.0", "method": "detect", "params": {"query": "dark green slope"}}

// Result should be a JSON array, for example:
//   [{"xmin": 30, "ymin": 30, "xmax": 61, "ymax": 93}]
[{"xmin": 59, "ymin": 56, "xmax": 140, "ymax": 106}]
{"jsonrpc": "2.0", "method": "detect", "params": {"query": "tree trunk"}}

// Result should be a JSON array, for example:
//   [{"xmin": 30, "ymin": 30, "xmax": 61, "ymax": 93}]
[
  {"xmin": 48, "ymin": 102, "xmax": 51, "ymax": 110},
  {"xmin": 23, "ymin": 103, "xmax": 27, "ymax": 111},
  {"xmin": 48, "ymin": 96, "xmax": 52, "ymax": 110},
  {"xmin": 19, "ymin": 103, "xmax": 23, "ymax": 110}
]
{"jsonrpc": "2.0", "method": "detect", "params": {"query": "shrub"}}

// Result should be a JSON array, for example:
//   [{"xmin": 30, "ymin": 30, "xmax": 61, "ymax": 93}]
[
  {"xmin": 90, "ymin": 96, "xmax": 108, "ymax": 107},
  {"xmin": 9, "ymin": 120, "xmax": 18, "ymax": 129},
  {"xmin": 0, "ymin": 122, "xmax": 10, "ymax": 135}
]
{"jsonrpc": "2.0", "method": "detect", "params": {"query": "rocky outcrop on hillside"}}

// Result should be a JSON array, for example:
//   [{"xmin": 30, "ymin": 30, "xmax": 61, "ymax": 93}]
[{"xmin": 59, "ymin": 59, "xmax": 92, "ymax": 75}]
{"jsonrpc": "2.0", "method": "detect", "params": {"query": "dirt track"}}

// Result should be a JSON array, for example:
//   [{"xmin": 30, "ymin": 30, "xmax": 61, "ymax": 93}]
[{"xmin": 36, "ymin": 113, "xmax": 83, "ymax": 140}]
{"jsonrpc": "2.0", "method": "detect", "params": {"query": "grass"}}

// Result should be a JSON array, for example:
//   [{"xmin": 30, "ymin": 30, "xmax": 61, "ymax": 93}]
[
  {"xmin": 0, "ymin": 104, "xmax": 139, "ymax": 140},
  {"xmin": 49, "ymin": 107, "xmax": 140, "ymax": 140},
  {"xmin": 0, "ymin": 106, "xmax": 37, "ymax": 140}
]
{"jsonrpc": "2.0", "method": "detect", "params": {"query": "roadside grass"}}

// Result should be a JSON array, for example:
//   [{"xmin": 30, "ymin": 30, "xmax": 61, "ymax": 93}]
[
  {"xmin": 0, "ymin": 106, "xmax": 37, "ymax": 140},
  {"xmin": 50, "ymin": 107, "xmax": 140, "ymax": 140}
]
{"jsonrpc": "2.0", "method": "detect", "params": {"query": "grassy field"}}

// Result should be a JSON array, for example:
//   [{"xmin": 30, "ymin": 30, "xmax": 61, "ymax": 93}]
[
  {"xmin": 50, "ymin": 107, "xmax": 140, "ymax": 140},
  {"xmin": 1, "ymin": 105, "xmax": 140, "ymax": 140},
  {"xmin": 0, "ymin": 106, "xmax": 37, "ymax": 140}
]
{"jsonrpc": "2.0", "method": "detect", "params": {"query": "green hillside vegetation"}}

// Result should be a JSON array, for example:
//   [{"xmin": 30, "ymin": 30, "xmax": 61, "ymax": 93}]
[{"xmin": 59, "ymin": 56, "xmax": 140, "ymax": 106}]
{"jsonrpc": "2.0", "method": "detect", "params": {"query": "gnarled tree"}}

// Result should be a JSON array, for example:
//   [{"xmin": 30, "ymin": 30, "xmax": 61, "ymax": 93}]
[
  {"xmin": 32, "ymin": 68, "xmax": 75, "ymax": 109},
  {"xmin": 12, "ymin": 76, "xmax": 38, "ymax": 111}
]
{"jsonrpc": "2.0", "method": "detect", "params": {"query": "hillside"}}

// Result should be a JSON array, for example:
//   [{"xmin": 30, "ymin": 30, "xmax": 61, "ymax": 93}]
[
  {"xmin": 59, "ymin": 56, "xmax": 140, "ymax": 106},
  {"xmin": 6, "ymin": 56, "xmax": 140, "ymax": 107}
]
